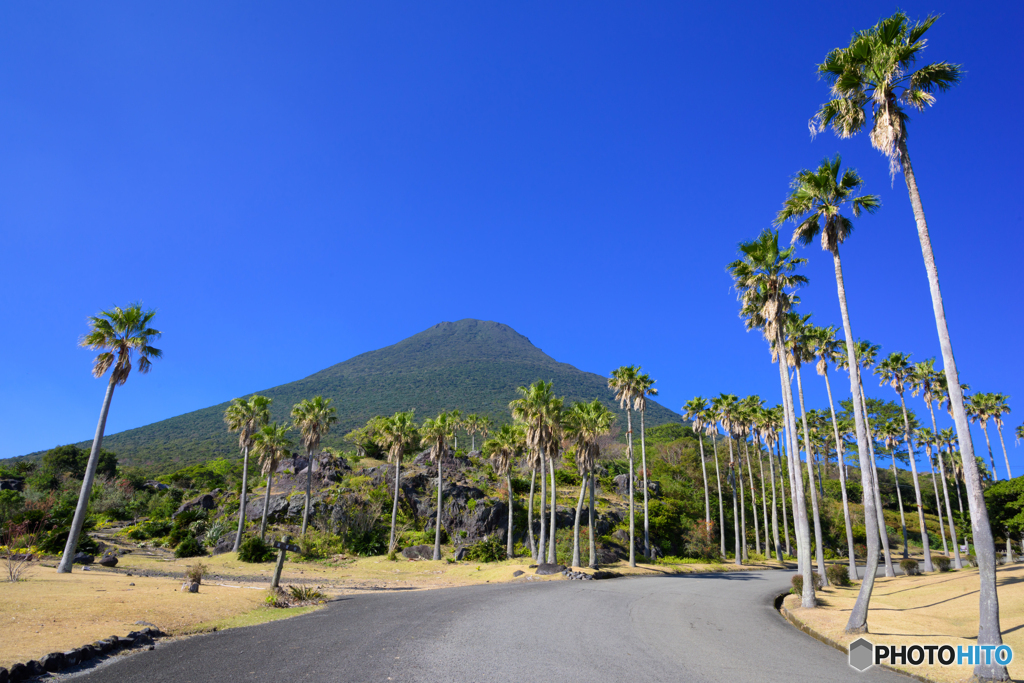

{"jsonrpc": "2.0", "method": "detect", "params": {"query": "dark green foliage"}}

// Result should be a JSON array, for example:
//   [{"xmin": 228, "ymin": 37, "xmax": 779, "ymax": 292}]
[
  {"xmin": 288, "ymin": 585, "xmax": 325, "ymax": 602},
  {"xmin": 825, "ymin": 564, "xmax": 851, "ymax": 586},
  {"xmin": 347, "ymin": 527, "xmax": 387, "ymax": 556},
  {"xmin": 645, "ymin": 423, "xmax": 693, "ymax": 444},
  {"xmin": 128, "ymin": 519, "xmax": 172, "ymax": 540},
  {"xmin": 39, "ymin": 525, "xmax": 100, "ymax": 555},
  {"xmin": 791, "ymin": 572, "xmax": 823, "ymax": 595},
  {"xmin": 934, "ymin": 555, "xmax": 951, "ymax": 572},
  {"xmin": 174, "ymin": 535, "xmax": 206, "ymax": 558},
  {"xmin": 899, "ymin": 558, "xmax": 920, "ymax": 576},
  {"xmin": 14, "ymin": 320, "xmax": 683, "ymax": 472},
  {"xmin": 509, "ymin": 476, "xmax": 530, "ymax": 495},
  {"xmin": 40, "ymin": 445, "xmax": 118, "ymax": 481},
  {"xmin": 0, "ymin": 490, "xmax": 24, "ymax": 526},
  {"xmin": 238, "ymin": 536, "xmax": 275, "ymax": 563},
  {"xmin": 983, "ymin": 478, "xmax": 1024, "ymax": 539},
  {"xmin": 464, "ymin": 536, "xmax": 506, "ymax": 562},
  {"xmin": 554, "ymin": 469, "xmax": 581, "ymax": 487},
  {"xmin": 683, "ymin": 521, "xmax": 718, "ymax": 560},
  {"xmin": 821, "ymin": 478, "xmax": 862, "ymax": 504}
]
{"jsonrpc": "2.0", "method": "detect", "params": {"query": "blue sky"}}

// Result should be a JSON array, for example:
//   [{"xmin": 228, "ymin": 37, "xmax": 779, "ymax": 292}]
[{"xmin": 2, "ymin": 2, "xmax": 1022, "ymax": 476}]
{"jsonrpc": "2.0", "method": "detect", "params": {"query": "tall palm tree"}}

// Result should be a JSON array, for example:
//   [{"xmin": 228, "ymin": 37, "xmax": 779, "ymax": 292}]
[
  {"xmin": 636, "ymin": 372, "xmax": 658, "ymax": 559},
  {"xmin": 810, "ymin": 324, "xmax": 858, "ymax": 578},
  {"xmin": 755, "ymin": 407, "xmax": 784, "ymax": 561},
  {"xmin": 510, "ymin": 381, "xmax": 558, "ymax": 562},
  {"xmin": 742, "ymin": 397, "xmax": 769, "ymax": 557},
  {"xmin": 58, "ymin": 304, "xmax": 162, "ymax": 574},
  {"xmin": 448, "ymin": 409, "xmax": 463, "ymax": 451},
  {"xmin": 683, "ymin": 398, "xmax": 712, "ymax": 525},
  {"xmin": 714, "ymin": 393, "xmax": 744, "ymax": 564},
  {"xmin": 564, "ymin": 400, "xmax": 614, "ymax": 568},
  {"xmin": 990, "ymin": 395, "xmax": 1012, "ymax": 480},
  {"xmin": 464, "ymin": 414, "xmax": 493, "ymax": 452},
  {"xmin": 877, "ymin": 419, "xmax": 910, "ymax": 560},
  {"xmin": 484, "ymin": 423, "xmax": 525, "ymax": 559},
  {"xmin": 967, "ymin": 393, "xmax": 1002, "ymax": 481},
  {"xmin": 225, "ymin": 395, "xmax": 273, "ymax": 552},
  {"xmin": 774, "ymin": 154, "xmax": 881, "ymax": 617},
  {"xmin": 291, "ymin": 396, "xmax": 338, "ymax": 536},
  {"xmin": 421, "ymin": 411, "xmax": 453, "ymax": 561},
  {"xmin": 706, "ymin": 409, "xmax": 727, "ymax": 557},
  {"xmin": 813, "ymin": 15, "xmax": 1004, "ymax": 672},
  {"xmin": 377, "ymin": 411, "xmax": 419, "ymax": 551},
  {"xmin": 877, "ymin": 352, "xmax": 933, "ymax": 570},
  {"xmin": 736, "ymin": 398, "xmax": 762, "ymax": 557},
  {"xmin": 251, "ymin": 422, "xmax": 291, "ymax": 540},
  {"xmin": 940, "ymin": 427, "xmax": 966, "ymax": 517},
  {"xmin": 609, "ymin": 366, "xmax": 643, "ymax": 567},
  {"xmin": 917, "ymin": 427, "xmax": 957, "ymax": 563},
  {"xmin": 765, "ymin": 405, "xmax": 792, "ymax": 557},
  {"xmin": 543, "ymin": 398, "xmax": 564, "ymax": 564},
  {"xmin": 728, "ymin": 230, "xmax": 814, "ymax": 606}
]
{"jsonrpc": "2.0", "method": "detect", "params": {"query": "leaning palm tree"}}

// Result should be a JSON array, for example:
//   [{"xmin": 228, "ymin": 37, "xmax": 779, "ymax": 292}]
[
  {"xmin": 421, "ymin": 411, "xmax": 453, "ymax": 561},
  {"xmin": 225, "ymin": 395, "xmax": 273, "ymax": 552},
  {"xmin": 813, "ymin": 15, "xmax": 1004, "ymax": 670},
  {"xmin": 251, "ymin": 422, "xmax": 291, "ymax": 540},
  {"xmin": 774, "ymin": 154, "xmax": 881, "ymax": 618},
  {"xmin": 377, "ymin": 411, "xmax": 419, "ymax": 551},
  {"xmin": 683, "ymin": 397, "xmax": 712, "ymax": 524},
  {"xmin": 877, "ymin": 351, "xmax": 933, "ymax": 571},
  {"xmin": 990, "ymin": 395, "xmax": 1012, "ymax": 480},
  {"xmin": 564, "ymin": 399, "xmax": 614, "ymax": 568},
  {"xmin": 291, "ymin": 396, "xmax": 338, "ymax": 536},
  {"xmin": 728, "ymin": 229, "xmax": 814, "ymax": 607},
  {"xmin": 635, "ymin": 372, "xmax": 658, "ymax": 559},
  {"xmin": 609, "ymin": 365, "xmax": 643, "ymax": 567},
  {"xmin": 58, "ymin": 304, "xmax": 162, "ymax": 574},
  {"xmin": 510, "ymin": 381, "xmax": 558, "ymax": 562},
  {"xmin": 484, "ymin": 423, "xmax": 525, "ymax": 559}
]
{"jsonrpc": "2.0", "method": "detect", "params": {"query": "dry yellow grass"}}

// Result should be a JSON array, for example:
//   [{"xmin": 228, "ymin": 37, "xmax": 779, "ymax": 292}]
[{"xmin": 783, "ymin": 564, "xmax": 1024, "ymax": 683}]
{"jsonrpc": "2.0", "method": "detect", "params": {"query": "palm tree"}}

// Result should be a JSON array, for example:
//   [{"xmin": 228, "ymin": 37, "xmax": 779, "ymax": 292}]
[
  {"xmin": 224, "ymin": 395, "xmax": 273, "ymax": 552},
  {"xmin": 1016, "ymin": 425, "xmax": 1024, "ymax": 447},
  {"xmin": 990, "ymin": 395, "xmax": 1012, "ymax": 480},
  {"xmin": 728, "ymin": 229, "xmax": 814, "ymax": 606},
  {"xmin": 291, "ymin": 396, "xmax": 338, "ymax": 536},
  {"xmin": 57, "ymin": 304, "xmax": 162, "ymax": 574},
  {"xmin": 714, "ymin": 393, "xmax": 744, "ymax": 564},
  {"xmin": 967, "ymin": 393, "xmax": 1002, "ymax": 481},
  {"xmin": 809, "ymin": 324, "xmax": 858, "ymax": 578},
  {"xmin": 636, "ymin": 372, "xmax": 658, "ymax": 559},
  {"xmin": 251, "ymin": 423, "xmax": 291, "ymax": 540},
  {"xmin": 877, "ymin": 419, "xmax": 910, "ymax": 560},
  {"xmin": 917, "ymin": 427, "xmax": 957, "ymax": 564},
  {"xmin": 609, "ymin": 366, "xmax": 642, "ymax": 567},
  {"xmin": 774, "ymin": 154, "xmax": 881, "ymax": 617},
  {"xmin": 448, "ymin": 409, "xmax": 463, "ymax": 451},
  {"xmin": 564, "ymin": 400, "xmax": 614, "ymax": 568},
  {"xmin": 377, "ymin": 411, "xmax": 419, "ymax": 551},
  {"xmin": 877, "ymin": 352, "xmax": 933, "ymax": 571},
  {"xmin": 765, "ymin": 406, "xmax": 792, "ymax": 557},
  {"xmin": 706, "ymin": 408, "xmax": 727, "ymax": 557},
  {"xmin": 510, "ymin": 381, "xmax": 558, "ymax": 562},
  {"xmin": 736, "ymin": 398, "xmax": 762, "ymax": 557},
  {"xmin": 484, "ymin": 423, "xmax": 525, "ymax": 559},
  {"xmin": 464, "ymin": 414, "xmax": 492, "ymax": 452},
  {"xmin": 741, "ymin": 397, "xmax": 769, "ymax": 557},
  {"xmin": 543, "ymin": 398, "xmax": 564, "ymax": 564},
  {"xmin": 813, "ymin": 16, "xmax": 1004, "ymax": 671},
  {"xmin": 421, "ymin": 411, "xmax": 453, "ymax": 561},
  {"xmin": 683, "ymin": 398, "xmax": 712, "ymax": 524},
  {"xmin": 755, "ymin": 407, "xmax": 784, "ymax": 561}
]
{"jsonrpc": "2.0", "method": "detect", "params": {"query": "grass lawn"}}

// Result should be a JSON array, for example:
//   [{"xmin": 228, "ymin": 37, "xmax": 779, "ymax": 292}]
[{"xmin": 782, "ymin": 563, "xmax": 1024, "ymax": 683}]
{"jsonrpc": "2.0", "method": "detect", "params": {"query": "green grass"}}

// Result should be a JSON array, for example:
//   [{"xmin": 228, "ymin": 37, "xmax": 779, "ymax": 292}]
[{"xmin": 184, "ymin": 604, "xmax": 325, "ymax": 634}]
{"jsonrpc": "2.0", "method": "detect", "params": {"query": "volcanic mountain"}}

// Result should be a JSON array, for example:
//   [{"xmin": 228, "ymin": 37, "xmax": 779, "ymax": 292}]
[{"xmin": 47, "ymin": 319, "xmax": 683, "ymax": 472}]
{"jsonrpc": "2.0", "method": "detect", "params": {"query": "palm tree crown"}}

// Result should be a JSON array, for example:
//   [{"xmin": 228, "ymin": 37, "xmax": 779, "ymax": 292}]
[{"xmin": 80, "ymin": 303, "xmax": 162, "ymax": 385}]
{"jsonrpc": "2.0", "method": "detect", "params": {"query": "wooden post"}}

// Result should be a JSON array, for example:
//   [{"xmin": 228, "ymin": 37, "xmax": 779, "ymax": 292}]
[{"xmin": 271, "ymin": 535, "xmax": 289, "ymax": 589}]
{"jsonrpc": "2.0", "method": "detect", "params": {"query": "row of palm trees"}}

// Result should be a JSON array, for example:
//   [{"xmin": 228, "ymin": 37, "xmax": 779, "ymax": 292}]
[{"xmin": 730, "ymin": 10, "xmax": 1008, "ymax": 680}]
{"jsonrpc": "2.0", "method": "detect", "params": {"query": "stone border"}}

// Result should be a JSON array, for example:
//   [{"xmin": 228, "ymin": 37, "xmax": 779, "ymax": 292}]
[
  {"xmin": 0, "ymin": 627, "xmax": 162, "ymax": 682},
  {"xmin": 775, "ymin": 593, "xmax": 936, "ymax": 683}
]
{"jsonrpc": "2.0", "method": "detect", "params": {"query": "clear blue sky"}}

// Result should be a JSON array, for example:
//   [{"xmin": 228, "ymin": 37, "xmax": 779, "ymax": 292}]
[{"xmin": 2, "ymin": 2, "xmax": 1022, "ymax": 475}]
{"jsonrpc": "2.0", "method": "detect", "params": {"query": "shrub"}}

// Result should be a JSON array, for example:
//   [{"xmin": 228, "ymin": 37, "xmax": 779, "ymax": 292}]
[
  {"xmin": 900, "ymin": 558, "xmax": 920, "ymax": 576},
  {"xmin": 238, "ymin": 536, "xmax": 275, "ymax": 563},
  {"xmin": 967, "ymin": 552, "xmax": 979, "ymax": 567},
  {"xmin": 203, "ymin": 521, "xmax": 227, "ymax": 547},
  {"xmin": 175, "ymin": 535, "xmax": 206, "ymax": 558},
  {"xmin": 466, "ymin": 499, "xmax": 477, "ymax": 512},
  {"xmin": 554, "ymin": 469, "xmax": 581, "ymax": 487},
  {"xmin": 934, "ymin": 555, "xmax": 951, "ymax": 572},
  {"xmin": 288, "ymin": 585, "xmax": 325, "ymax": 602},
  {"xmin": 747, "ymin": 552, "xmax": 766, "ymax": 562},
  {"xmin": 464, "ymin": 537, "xmax": 506, "ymax": 563},
  {"xmin": 791, "ymin": 572, "xmax": 823, "ymax": 595},
  {"xmin": 683, "ymin": 521, "xmax": 718, "ymax": 561},
  {"xmin": 128, "ymin": 519, "xmax": 172, "ymax": 541},
  {"xmin": 347, "ymin": 527, "xmax": 387, "ymax": 556},
  {"xmin": 184, "ymin": 561, "xmax": 208, "ymax": 583},
  {"xmin": 299, "ymin": 529, "xmax": 342, "ymax": 559},
  {"xmin": 825, "ymin": 564, "xmax": 851, "ymax": 587}
]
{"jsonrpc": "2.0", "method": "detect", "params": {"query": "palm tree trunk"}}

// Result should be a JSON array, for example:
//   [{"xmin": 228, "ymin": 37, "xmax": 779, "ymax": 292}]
[
  {"xmin": 727, "ymin": 435, "xmax": 742, "ymax": 565},
  {"xmin": 776, "ymin": 436, "xmax": 791, "ymax": 557},
  {"xmin": 548, "ymin": 455, "xmax": 557, "ymax": 564},
  {"xmin": 58, "ymin": 376, "xmax": 116, "ymax": 573},
  {"xmin": 260, "ymin": 471, "xmax": 274, "ymax": 541},
  {"xmin": 762, "ymin": 433, "xmax": 782, "ymax": 561},
  {"xmin": 572, "ymin": 478, "xmax": 586, "ymax": 567},
  {"xmin": 527, "ymin": 468, "xmax": 537, "ymax": 561},
  {"xmin": 712, "ymin": 434, "xmax": 725, "ymax": 557},
  {"xmin": 755, "ymin": 436, "xmax": 770, "ymax": 556},
  {"xmin": 433, "ymin": 457, "xmax": 443, "ymax": 561},
  {"xmin": 233, "ymin": 442, "xmax": 251, "ymax": 553},
  {"xmin": 935, "ymin": 447, "xmax": 963, "ymax": 569},
  {"xmin": 927, "ymin": 449, "xmax": 949, "ymax": 556},
  {"xmin": 783, "ymin": 400, "xmax": 802, "ymax": 573},
  {"xmin": 823, "ymin": 368, "xmax": 858, "ymax": 579},
  {"xmin": 737, "ymin": 442, "xmax": 747, "ymax": 562},
  {"xmin": 899, "ymin": 140, "xmax": 1007, "ymax": 680},
  {"xmin": 639, "ymin": 407, "xmax": 651, "ymax": 560},
  {"xmin": 539, "ymin": 453, "xmax": 547, "ymax": 562},
  {"xmin": 588, "ymin": 472, "xmax": 597, "ymax": 568},
  {"xmin": 996, "ymin": 426, "xmax": 1012, "ymax": 480},
  {"xmin": 389, "ymin": 457, "xmax": 401, "ymax": 551},
  {"xmin": 898, "ymin": 392, "xmax": 932, "ymax": 570},
  {"xmin": 891, "ymin": 459, "xmax": 909, "ymax": 560},
  {"xmin": 301, "ymin": 448, "xmax": 313, "ymax": 536},
  {"xmin": 626, "ymin": 407, "xmax": 636, "ymax": 568},
  {"xmin": 795, "ymin": 366, "xmax": 827, "ymax": 583},
  {"xmin": 743, "ymin": 438, "xmax": 761, "ymax": 556},
  {"xmin": 860, "ymin": 387, "xmax": 896, "ymax": 577},
  {"xmin": 506, "ymin": 473, "xmax": 514, "ymax": 559},
  {"xmin": 980, "ymin": 423, "xmax": 998, "ymax": 481},
  {"xmin": 697, "ymin": 433, "xmax": 710, "ymax": 523}
]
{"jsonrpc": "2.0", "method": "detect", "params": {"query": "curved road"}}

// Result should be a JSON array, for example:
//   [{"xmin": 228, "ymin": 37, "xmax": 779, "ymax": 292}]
[{"xmin": 74, "ymin": 571, "xmax": 905, "ymax": 682}]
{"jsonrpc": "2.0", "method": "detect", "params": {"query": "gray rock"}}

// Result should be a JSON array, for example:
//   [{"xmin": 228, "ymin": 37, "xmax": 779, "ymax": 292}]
[
  {"xmin": 535, "ymin": 563, "xmax": 565, "ymax": 576},
  {"xmin": 0, "ymin": 666, "xmax": 8, "ymax": 683},
  {"xmin": 453, "ymin": 547, "xmax": 467, "ymax": 561},
  {"xmin": 23, "ymin": 661, "xmax": 43, "ymax": 677},
  {"xmin": 245, "ymin": 494, "xmax": 290, "ymax": 522},
  {"xmin": 512, "ymin": 570, "xmax": 525, "ymax": 577},
  {"xmin": 144, "ymin": 481, "xmax": 169, "ymax": 491},
  {"xmin": 39, "ymin": 653, "xmax": 65, "ymax": 672},
  {"xmin": 0, "ymin": 478, "xmax": 24, "ymax": 492},
  {"xmin": 401, "ymin": 545, "xmax": 435, "ymax": 560},
  {"xmin": 73, "ymin": 552, "xmax": 94, "ymax": 565},
  {"xmin": 174, "ymin": 493, "xmax": 216, "ymax": 517},
  {"xmin": 98, "ymin": 554, "xmax": 118, "ymax": 567},
  {"xmin": 7, "ymin": 663, "xmax": 25, "ymax": 681}
]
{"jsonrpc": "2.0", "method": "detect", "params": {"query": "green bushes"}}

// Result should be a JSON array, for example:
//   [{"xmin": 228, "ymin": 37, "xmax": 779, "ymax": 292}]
[
  {"xmin": 299, "ymin": 529, "xmax": 343, "ymax": 559},
  {"xmin": 934, "ymin": 555, "xmax": 951, "ymax": 572},
  {"xmin": 899, "ymin": 558, "xmax": 920, "ymax": 576},
  {"xmin": 238, "ymin": 536, "xmax": 275, "ymax": 563},
  {"xmin": 791, "ymin": 572, "xmax": 823, "ymax": 595},
  {"xmin": 464, "ymin": 537, "xmax": 506, "ymax": 563},
  {"xmin": 683, "ymin": 521, "xmax": 718, "ymax": 561},
  {"xmin": 554, "ymin": 469, "xmax": 581, "ymax": 487},
  {"xmin": 825, "ymin": 564, "xmax": 851, "ymax": 586},
  {"xmin": 126, "ymin": 519, "xmax": 172, "ymax": 541},
  {"xmin": 175, "ymin": 535, "xmax": 206, "ymax": 558}
]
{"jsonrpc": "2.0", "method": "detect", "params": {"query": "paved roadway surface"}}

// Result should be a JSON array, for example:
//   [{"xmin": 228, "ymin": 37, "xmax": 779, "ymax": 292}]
[{"xmin": 72, "ymin": 570, "xmax": 907, "ymax": 683}]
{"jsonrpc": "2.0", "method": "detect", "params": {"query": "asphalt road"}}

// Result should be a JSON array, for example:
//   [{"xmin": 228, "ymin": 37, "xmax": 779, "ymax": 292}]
[{"xmin": 71, "ymin": 571, "xmax": 907, "ymax": 683}]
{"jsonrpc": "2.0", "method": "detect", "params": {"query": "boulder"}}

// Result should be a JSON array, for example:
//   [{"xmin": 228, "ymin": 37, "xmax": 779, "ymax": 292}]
[
  {"xmin": 23, "ymin": 661, "xmax": 43, "ymax": 678},
  {"xmin": 453, "ymin": 547, "xmax": 467, "ymax": 561},
  {"xmin": 0, "ymin": 666, "xmax": 8, "ymax": 683},
  {"xmin": 0, "ymin": 478, "xmax": 24, "ymax": 492},
  {"xmin": 98, "ymin": 554, "xmax": 118, "ymax": 568},
  {"xmin": 512, "ymin": 570, "xmax": 525, "ymax": 577},
  {"xmin": 535, "ymin": 563, "xmax": 565, "ymax": 576},
  {"xmin": 212, "ymin": 536, "xmax": 236, "ymax": 555},
  {"xmin": 144, "ymin": 481, "xmax": 169, "ymax": 491},
  {"xmin": 246, "ymin": 494, "xmax": 290, "ymax": 522},
  {"xmin": 7, "ymin": 663, "xmax": 25, "ymax": 681},
  {"xmin": 39, "ymin": 653, "xmax": 65, "ymax": 673},
  {"xmin": 613, "ymin": 474, "xmax": 633, "ymax": 497},
  {"xmin": 401, "ymin": 545, "xmax": 435, "ymax": 560},
  {"xmin": 73, "ymin": 552, "xmax": 94, "ymax": 565},
  {"xmin": 174, "ymin": 493, "xmax": 216, "ymax": 518}
]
